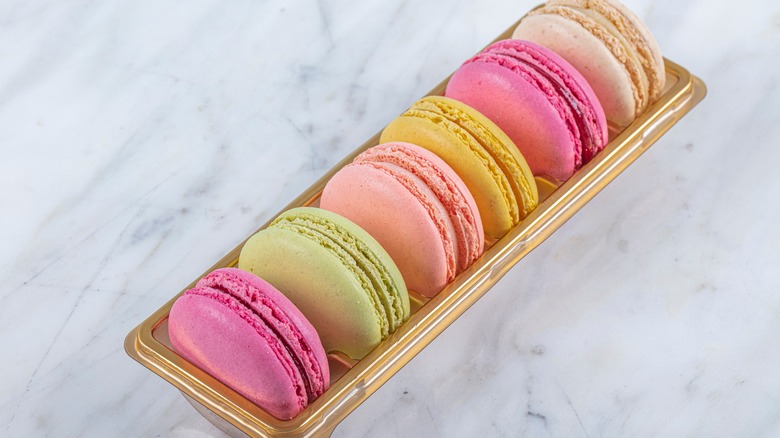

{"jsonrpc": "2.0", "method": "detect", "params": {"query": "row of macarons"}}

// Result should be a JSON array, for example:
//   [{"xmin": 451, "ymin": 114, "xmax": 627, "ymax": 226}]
[{"xmin": 167, "ymin": 0, "xmax": 665, "ymax": 421}]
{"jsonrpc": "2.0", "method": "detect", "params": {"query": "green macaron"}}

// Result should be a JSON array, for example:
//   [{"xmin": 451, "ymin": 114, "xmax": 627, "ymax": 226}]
[{"xmin": 238, "ymin": 207, "xmax": 410, "ymax": 360}]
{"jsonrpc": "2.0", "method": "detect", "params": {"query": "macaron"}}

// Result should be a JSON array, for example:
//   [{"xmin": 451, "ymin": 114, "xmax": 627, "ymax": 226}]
[
  {"xmin": 444, "ymin": 39, "xmax": 608, "ymax": 182},
  {"xmin": 380, "ymin": 96, "xmax": 538, "ymax": 240},
  {"xmin": 320, "ymin": 142, "xmax": 484, "ymax": 297},
  {"xmin": 167, "ymin": 268, "xmax": 329, "ymax": 420},
  {"xmin": 512, "ymin": 0, "xmax": 665, "ymax": 127},
  {"xmin": 238, "ymin": 207, "xmax": 410, "ymax": 360}
]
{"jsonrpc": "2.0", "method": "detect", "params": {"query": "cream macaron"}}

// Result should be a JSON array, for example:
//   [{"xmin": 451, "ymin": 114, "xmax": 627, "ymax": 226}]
[{"xmin": 513, "ymin": 0, "xmax": 666, "ymax": 127}]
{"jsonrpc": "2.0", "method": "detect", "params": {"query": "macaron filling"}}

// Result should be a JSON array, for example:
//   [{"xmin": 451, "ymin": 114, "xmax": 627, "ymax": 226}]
[{"xmin": 270, "ymin": 213, "xmax": 406, "ymax": 337}]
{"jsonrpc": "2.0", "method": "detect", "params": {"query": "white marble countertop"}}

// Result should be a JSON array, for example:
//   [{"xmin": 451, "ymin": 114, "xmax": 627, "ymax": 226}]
[{"xmin": 3, "ymin": 0, "xmax": 780, "ymax": 436}]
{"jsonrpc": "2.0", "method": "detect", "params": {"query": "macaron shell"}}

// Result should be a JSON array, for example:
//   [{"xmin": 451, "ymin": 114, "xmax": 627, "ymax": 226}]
[
  {"xmin": 239, "ymin": 208, "xmax": 409, "ymax": 360},
  {"xmin": 418, "ymin": 96, "xmax": 538, "ymax": 220},
  {"xmin": 610, "ymin": 0, "xmax": 665, "ymax": 101},
  {"xmin": 552, "ymin": 0, "xmax": 665, "ymax": 101},
  {"xmin": 493, "ymin": 40, "xmax": 608, "ymax": 162},
  {"xmin": 321, "ymin": 164, "xmax": 451, "ymax": 297},
  {"xmin": 169, "ymin": 293, "xmax": 306, "ymax": 420},
  {"xmin": 381, "ymin": 143, "xmax": 486, "ymax": 262},
  {"xmin": 446, "ymin": 59, "xmax": 578, "ymax": 182},
  {"xmin": 577, "ymin": 4, "xmax": 650, "ymax": 101},
  {"xmin": 514, "ymin": 11, "xmax": 637, "ymax": 126},
  {"xmin": 274, "ymin": 207, "xmax": 410, "ymax": 333},
  {"xmin": 382, "ymin": 115, "xmax": 517, "ymax": 238},
  {"xmin": 322, "ymin": 140, "xmax": 485, "ymax": 298},
  {"xmin": 199, "ymin": 268, "xmax": 329, "ymax": 395},
  {"xmin": 239, "ymin": 226, "xmax": 383, "ymax": 359}
]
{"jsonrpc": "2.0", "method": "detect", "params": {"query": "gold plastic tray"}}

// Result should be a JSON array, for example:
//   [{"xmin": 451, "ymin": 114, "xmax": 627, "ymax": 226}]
[{"xmin": 125, "ymin": 17, "xmax": 706, "ymax": 438}]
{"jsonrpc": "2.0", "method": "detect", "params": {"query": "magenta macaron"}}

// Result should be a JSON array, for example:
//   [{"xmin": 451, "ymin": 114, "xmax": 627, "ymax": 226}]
[
  {"xmin": 445, "ymin": 39, "xmax": 608, "ymax": 182},
  {"xmin": 168, "ymin": 268, "xmax": 329, "ymax": 420},
  {"xmin": 320, "ymin": 142, "xmax": 484, "ymax": 297}
]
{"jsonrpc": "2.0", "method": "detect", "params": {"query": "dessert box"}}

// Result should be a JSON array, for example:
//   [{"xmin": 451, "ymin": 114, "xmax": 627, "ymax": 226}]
[{"xmin": 124, "ymin": 17, "xmax": 706, "ymax": 438}]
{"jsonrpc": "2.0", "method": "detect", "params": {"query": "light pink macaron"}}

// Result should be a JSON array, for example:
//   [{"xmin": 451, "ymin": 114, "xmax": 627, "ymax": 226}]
[
  {"xmin": 320, "ymin": 142, "xmax": 484, "ymax": 297},
  {"xmin": 168, "ymin": 268, "xmax": 329, "ymax": 420},
  {"xmin": 445, "ymin": 39, "xmax": 608, "ymax": 182}
]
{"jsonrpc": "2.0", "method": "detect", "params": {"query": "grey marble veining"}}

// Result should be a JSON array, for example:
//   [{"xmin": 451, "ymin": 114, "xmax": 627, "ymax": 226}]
[{"xmin": 2, "ymin": 0, "xmax": 780, "ymax": 436}]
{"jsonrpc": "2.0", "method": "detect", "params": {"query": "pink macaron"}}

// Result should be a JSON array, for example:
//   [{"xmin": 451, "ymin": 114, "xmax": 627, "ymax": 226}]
[
  {"xmin": 320, "ymin": 142, "xmax": 484, "ymax": 297},
  {"xmin": 168, "ymin": 268, "xmax": 329, "ymax": 420},
  {"xmin": 445, "ymin": 39, "xmax": 608, "ymax": 182}
]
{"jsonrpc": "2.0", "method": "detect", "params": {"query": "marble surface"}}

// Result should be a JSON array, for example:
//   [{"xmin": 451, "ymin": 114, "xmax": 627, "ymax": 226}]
[{"xmin": 2, "ymin": 0, "xmax": 779, "ymax": 436}]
